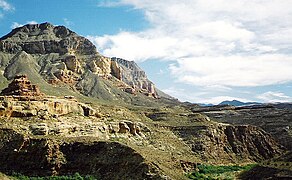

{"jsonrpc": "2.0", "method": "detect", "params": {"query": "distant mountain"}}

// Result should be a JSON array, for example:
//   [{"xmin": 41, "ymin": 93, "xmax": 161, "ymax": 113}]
[
  {"xmin": 198, "ymin": 103, "xmax": 214, "ymax": 107},
  {"xmin": 219, "ymin": 100, "xmax": 261, "ymax": 106}
]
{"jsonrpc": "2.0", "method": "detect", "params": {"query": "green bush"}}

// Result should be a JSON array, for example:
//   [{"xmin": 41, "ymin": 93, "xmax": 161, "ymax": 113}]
[{"xmin": 187, "ymin": 164, "xmax": 256, "ymax": 179}]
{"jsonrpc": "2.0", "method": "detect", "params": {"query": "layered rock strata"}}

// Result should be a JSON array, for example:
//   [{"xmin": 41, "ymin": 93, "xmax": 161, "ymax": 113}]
[
  {"xmin": 1, "ymin": 75, "xmax": 43, "ymax": 96},
  {"xmin": 0, "ymin": 23, "xmax": 159, "ymax": 99},
  {"xmin": 173, "ymin": 124, "xmax": 285, "ymax": 163}
]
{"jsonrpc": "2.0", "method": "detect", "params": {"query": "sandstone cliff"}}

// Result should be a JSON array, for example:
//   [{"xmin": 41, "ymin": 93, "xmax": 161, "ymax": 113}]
[
  {"xmin": 0, "ymin": 22, "xmax": 159, "ymax": 101},
  {"xmin": 112, "ymin": 57, "xmax": 157, "ymax": 97}
]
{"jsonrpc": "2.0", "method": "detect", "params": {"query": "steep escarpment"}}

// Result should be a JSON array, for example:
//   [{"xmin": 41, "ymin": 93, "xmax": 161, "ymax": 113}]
[
  {"xmin": 112, "ymin": 57, "xmax": 157, "ymax": 97},
  {"xmin": 172, "ymin": 124, "xmax": 284, "ymax": 164},
  {"xmin": 198, "ymin": 105, "xmax": 292, "ymax": 150},
  {"xmin": 145, "ymin": 109, "xmax": 285, "ymax": 164},
  {"xmin": 0, "ymin": 22, "xmax": 159, "ymax": 101},
  {"xmin": 240, "ymin": 152, "xmax": 292, "ymax": 179}
]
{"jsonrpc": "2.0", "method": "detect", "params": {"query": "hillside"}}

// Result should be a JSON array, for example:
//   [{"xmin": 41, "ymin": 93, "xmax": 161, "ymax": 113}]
[{"xmin": 0, "ymin": 23, "xmax": 289, "ymax": 179}]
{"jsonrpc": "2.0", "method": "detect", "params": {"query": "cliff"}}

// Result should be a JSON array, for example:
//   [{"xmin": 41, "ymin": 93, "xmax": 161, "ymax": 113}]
[{"xmin": 0, "ymin": 22, "xmax": 159, "ymax": 101}]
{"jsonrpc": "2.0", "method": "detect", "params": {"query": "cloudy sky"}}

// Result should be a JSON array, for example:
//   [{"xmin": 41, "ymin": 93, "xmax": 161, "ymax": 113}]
[{"xmin": 1, "ymin": 0, "xmax": 292, "ymax": 104}]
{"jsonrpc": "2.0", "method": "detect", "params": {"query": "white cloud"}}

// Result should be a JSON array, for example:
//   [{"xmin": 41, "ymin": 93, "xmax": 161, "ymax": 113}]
[
  {"xmin": 257, "ymin": 91, "xmax": 292, "ymax": 103},
  {"xmin": 0, "ymin": 0, "xmax": 14, "ymax": 11},
  {"xmin": 163, "ymin": 87, "xmax": 250, "ymax": 104},
  {"xmin": 11, "ymin": 21, "xmax": 38, "ymax": 29},
  {"xmin": 63, "ymin": 18, "xmax": 73, "ymax": 27},
  {"xmin": 97, "ymin": 0, "xmax": 122, "ymax": 7},
  {"xmin": 11, "ymin": 22, "xmax": 22, "ymax": 29},
  {"xmin": 92, "ymin": 0, "xmax": 292, "ymax": 88},
  {"xmin": 169, "ymin": 54, "xmax": 292, "ymax": 87},
  {"xmin": 88, "ymin": 32, "xmax": 178, "ymax": 61}
]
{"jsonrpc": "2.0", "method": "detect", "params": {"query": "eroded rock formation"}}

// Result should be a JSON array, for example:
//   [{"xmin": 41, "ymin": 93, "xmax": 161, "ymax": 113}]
[
  {"xmin": 0, "ymin": 23, "xmax": 159, "ymax": 99},
  {"xmin": 173, "ymin": 124, "xmax": 285, "ymax": 163},
  {"xmin": 111, "ymin": 57, "xmax": 157, "ymax": 97},
  {"xmin": 0, "ymin": 75, "xmax": 43, "ymax": 96}
]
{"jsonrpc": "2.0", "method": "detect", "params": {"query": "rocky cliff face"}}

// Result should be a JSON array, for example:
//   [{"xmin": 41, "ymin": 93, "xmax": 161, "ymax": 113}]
[
  {"xmin": 112, "ymin": 57, "xmax": 157, "ymax": 97},
  {"xmin": 0, "ymin": 22, "xmax": 158, "ymax": 100},
  {"xmin": 198, "ymin": 105, "xmax": 292, "ymax": 150},
  {"xmin": 0, "ymin": 75, "xmax": 43, "ymax": 96},
  {"xmin": 173, "ymin": 124, "xmax": 284, "ymax": 164}
]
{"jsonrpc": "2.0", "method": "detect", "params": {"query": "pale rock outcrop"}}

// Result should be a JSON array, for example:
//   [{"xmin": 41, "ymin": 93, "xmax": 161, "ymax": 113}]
[
  {"xmin": 88, "ymin": 60, "xmax": 100, "ymax": 74},
  {"xmin": 94, "ymin": 56, "xmax": 111, "ymax": 76},
  {"xmin": 63, "ymin": 55, "xmax": 81, "ymax": 73},
  {"xmin": 111, "ymin": 57, "xmax": 158, "ymax": 97},
  {"xmin": 110, "ymin": 60, "xmax": 122, "ymax": 80}
]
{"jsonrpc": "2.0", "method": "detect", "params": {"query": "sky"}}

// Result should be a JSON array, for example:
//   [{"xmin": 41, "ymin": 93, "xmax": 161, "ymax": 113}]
[{"xmin": 1, "ymin": 0, "xmax": 292, "ymax": 104}]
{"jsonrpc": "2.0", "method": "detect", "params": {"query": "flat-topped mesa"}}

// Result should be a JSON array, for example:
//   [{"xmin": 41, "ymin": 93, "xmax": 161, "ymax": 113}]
[{"xmin": 0, "ymin": 75, "xmax": 43, "ymax": 96}]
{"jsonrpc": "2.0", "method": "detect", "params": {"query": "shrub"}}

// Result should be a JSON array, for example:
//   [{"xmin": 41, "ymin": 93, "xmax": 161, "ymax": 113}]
[{"xmin": 187, "ymin": 164, "xmax": 256, "ymax": 179}]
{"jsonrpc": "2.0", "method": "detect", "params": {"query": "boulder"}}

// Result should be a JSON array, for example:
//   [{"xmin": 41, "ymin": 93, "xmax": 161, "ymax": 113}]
[{"xmin": 108, "ymin": 122, "xmax": 120, "ymax": 133}]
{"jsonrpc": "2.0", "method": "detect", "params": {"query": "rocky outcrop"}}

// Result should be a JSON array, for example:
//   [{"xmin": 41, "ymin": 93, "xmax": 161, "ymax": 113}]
[
  {"xmin": 200, "ymin": 104, "xmax": 292, "ymax": 150},
  {"xmin": 63, "ymin": 55, "xmax": 82, "ymax": 73},
  {"xmin": 173, "ymin": 124, "xmax": 285, "ymax": 163},
  {"xmin": 0, "ymin": 95, "xmax": 102, "ymax": 118},
  {"xmin": 111, "ymin": 60, "xmax": 122, "ymax": 80},
  {"xmin": 111, "ymin": 57, "xmax": 157, "ymax": 97},
  {"xmin": 1, "ymin": 75, "xmax": 43, "ymax": 96}
]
